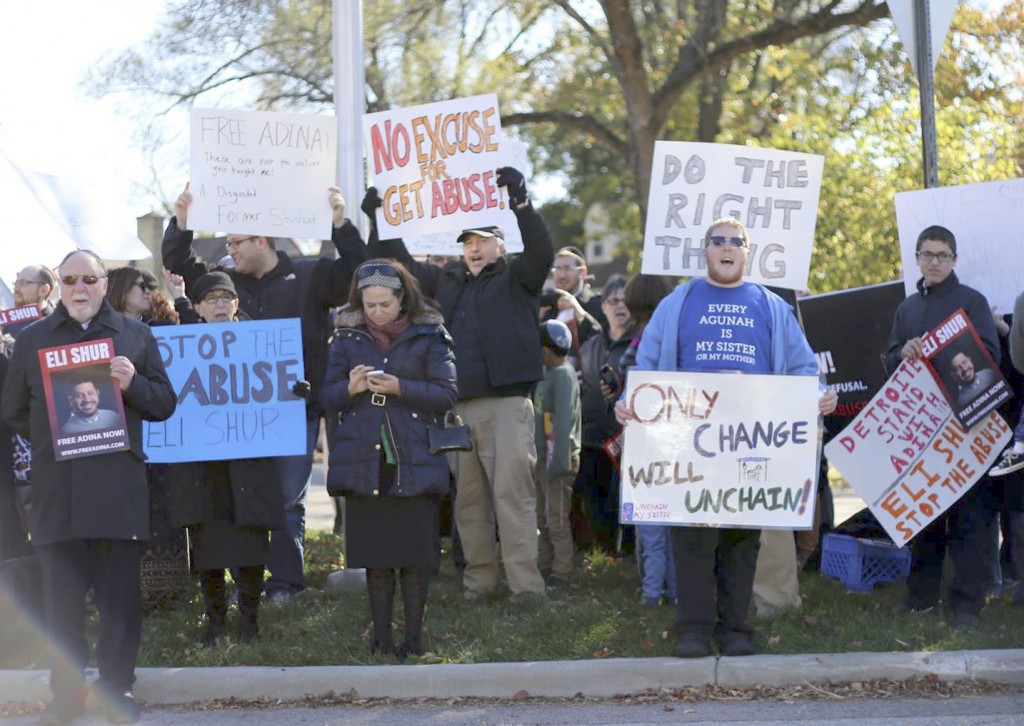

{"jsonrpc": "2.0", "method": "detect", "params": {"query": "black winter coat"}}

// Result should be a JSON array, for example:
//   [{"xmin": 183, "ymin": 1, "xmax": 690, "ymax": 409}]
[
  {"xmin": 161, "ymin": 218, "xmax": 368, "ymax": 412},
  {"xmin": 320, "ymin": 305, "xmax": 457, "ymax": 498},
  {"xmin": 165, "ymin": 458, "xmax": 284, "ymax": 530},
  {"xmin": 371, "ymin": 204, "xmax": 552, "ymax": 392},
  {"xmin": 579, "ymin": 330, "xmax": 631, "ymax": 446},
  {"xmin": 0, "ymin": 301, "xmax": 176, "ymax": 545}
]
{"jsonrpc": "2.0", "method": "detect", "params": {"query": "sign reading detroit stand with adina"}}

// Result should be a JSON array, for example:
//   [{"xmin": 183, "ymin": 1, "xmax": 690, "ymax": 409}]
[{"xmin": 143, "ymin": 319, "xmax": 306, "ymax": 463}]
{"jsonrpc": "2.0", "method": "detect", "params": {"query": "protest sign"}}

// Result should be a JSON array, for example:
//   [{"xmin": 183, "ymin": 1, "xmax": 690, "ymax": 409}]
[
  {"xmin": 144, "ymin": 319, "xmax": 307, "ymax": 463},
  {"xmin": 189, "ymin": 108, "xmax": 335, "ymax": 239},
  {"xmin": 825, "ymin": 357, "xmax": 1010, "ymax": 544},
  {"xmin": 919, "ymin": 309, "xmax": 1009, "ymax": 429},
  {"xmin": 364, "ymin": 94, "xmax": 524, "ymax": 249},
  {"xmin": 894, "ymin": 177, "xmax": 1024, "ymax": 311},
  {"xmin": 0, "ymin": 305, "xmax": 42, "ymax": 329},
  {"xmin": 38, "ymin": 338, "xmax": 129, "ymax": 461},
  {"xmin": 798, "ymin": 281, "xmax": 906, "ymax": 432},
  {"xmin": 641, "ymin": 141, "xmax": 823, "ymax": 289},
  {"xmin": 619, "ymin": 370, "xmax": 821, "ymax": 529}
]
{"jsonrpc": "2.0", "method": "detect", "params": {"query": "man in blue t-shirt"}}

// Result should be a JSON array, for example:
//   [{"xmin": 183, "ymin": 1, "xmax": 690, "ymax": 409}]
[{"xmin": 616, "ymin": 217, "xmax": 836, "ymax": 659}]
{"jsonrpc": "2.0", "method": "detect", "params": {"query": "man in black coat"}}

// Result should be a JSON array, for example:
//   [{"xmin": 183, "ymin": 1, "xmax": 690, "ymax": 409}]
[
  {"xmin": 1, "ymin": 250, "xmax": 176, "ymax": 725},
  {"xmin": 162, "ymin": 185, "xmax": 366, "ymax": 601},
  {"xmin": 366, "ymin": 167, "xmax": 552, "ymax": 598}
]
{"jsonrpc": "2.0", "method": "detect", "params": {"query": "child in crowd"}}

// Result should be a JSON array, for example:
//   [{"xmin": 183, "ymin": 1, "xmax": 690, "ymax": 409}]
[{"xmin": 533, "ymin": 320, "xmax": 582, "ymax": 589}]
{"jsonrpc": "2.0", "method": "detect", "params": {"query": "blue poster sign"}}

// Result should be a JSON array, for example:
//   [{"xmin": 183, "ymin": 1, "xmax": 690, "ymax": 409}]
[{"xmin": 143, "ymin": 319, "xmax": 306, "ymax": 463}]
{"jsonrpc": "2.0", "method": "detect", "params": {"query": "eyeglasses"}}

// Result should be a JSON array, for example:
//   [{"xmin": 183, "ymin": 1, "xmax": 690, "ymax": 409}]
[
  {"xmin": 604, "ymin": 296, "xmax": 626, "ymax": 306},
  {"xmin": 916, "ymin": 251, "xmax": 955, "ymax": 263},
  {"xmin": 201, "ymin": 293, "xmax": 237, "ymax": 305},
  {"xmin": 551, "ymin": 265, "xmax": 583, "ymax": 274},
  {"xmin": 13, "ymin": 278, "xmax": 42, "ymax": 287},
  {"xmin": 225, "ymin": 236, "xmax": 257, "ymax": 251},
  {"xmin": 708, "ymin": 236, "xmax": 746, "ymax": 248},
  {"xmin": 59, "ymin": 275, "xmax": 105, "ymax": 286}
]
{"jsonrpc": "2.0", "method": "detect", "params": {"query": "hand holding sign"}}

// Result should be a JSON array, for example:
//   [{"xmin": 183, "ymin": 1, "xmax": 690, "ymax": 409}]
[
  {"xmin": 175, "ymin": 183, "xmax": 192, "ymax": 229},
  {"xmin": 361, "ymin": 187, "xmax": 382, "ymax": 226},
  {"xmin": 328, "ymin": 186, "xmax": 346, "ymax": 228},
  {"xmin": 496, "ymin": 166, "xmax": 528, "ymax": 207},
  {"xmin": 110, "ymin": 356, "xmax": 136, "ymax": 391}
]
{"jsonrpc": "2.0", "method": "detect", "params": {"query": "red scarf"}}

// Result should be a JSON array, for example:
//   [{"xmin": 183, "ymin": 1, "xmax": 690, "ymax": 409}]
[{"xmin": 365, "ymin": 315, "xmax": 410, "ymax": 351}]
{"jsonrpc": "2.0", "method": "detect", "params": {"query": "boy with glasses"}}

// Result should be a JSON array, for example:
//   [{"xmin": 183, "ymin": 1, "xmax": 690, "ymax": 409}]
[{"xmin": 884, "ymin": 224, "xmax": 1000, "ymax": 631}]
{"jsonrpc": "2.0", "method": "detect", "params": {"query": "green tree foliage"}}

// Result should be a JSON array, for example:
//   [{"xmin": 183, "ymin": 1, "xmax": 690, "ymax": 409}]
[{"xmin": 89, "ymin": 0, "xmax": 1023, "ymax": 291}]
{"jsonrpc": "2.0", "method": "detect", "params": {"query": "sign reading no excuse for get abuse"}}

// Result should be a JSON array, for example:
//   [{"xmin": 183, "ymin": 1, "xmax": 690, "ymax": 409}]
[
  {"xmin": 619, "ymin": 371, "xmax": 821, "ymax": 529},
  {"xmin": 188, "ymin": 108, "xmax": 335, "ymax": 239},
  {"xmin": 143, "ymin": 319, "xmax": 307, "ymax": 463},
  {"xmin": 642, "ymin": 141, "xmax": 824, "ymax": 290}
]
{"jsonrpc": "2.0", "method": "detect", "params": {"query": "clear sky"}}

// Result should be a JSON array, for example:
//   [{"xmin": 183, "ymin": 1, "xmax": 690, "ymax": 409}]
[{"xmin": 0, "ymin": 1, "xmax": 165, "ymax": 215}]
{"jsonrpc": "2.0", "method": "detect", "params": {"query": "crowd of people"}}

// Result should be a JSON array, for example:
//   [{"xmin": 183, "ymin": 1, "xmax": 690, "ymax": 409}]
[{"xmin": 2, "ymin": 169, "xmax": 1023, "ymax": 725}]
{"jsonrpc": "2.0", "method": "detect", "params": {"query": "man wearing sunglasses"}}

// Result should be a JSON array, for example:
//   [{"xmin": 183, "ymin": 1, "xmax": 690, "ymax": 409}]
[
  {"xmin": 614, "ymin": 217, "xmax": 836, "ymax": 659},
  {"xmin": 884, "ymin": 225, "xmax": 1000, "ymax": 633},
  {"xmin": 1, "ymin": 250, "xmax": 176, "ymax": 725},
  {"xmin": 161, "ymin": 184, "xmax": 368, "ymax": 604},
  {"xmin": 363, "ymin": 166, "xmax": 552, "ymax": 600}
]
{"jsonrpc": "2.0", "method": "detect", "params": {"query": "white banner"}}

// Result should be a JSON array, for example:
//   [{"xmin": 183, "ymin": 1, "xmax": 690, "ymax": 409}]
[
  {"xmin": 642, "ymin": 141, "xmax": 823, "ymax": 290},
  {"xmin": 189, "ymin": 108, "xmax": 335, "ymax": 238},
  {"xmin": 824, "ymin": 358, "xmax": 1011, "ymax": 544},
  {"xmin": 619, "ymin": 371, "xmax": 821, "ymax": 529},
  {"xmin": 894, "ymin": 177, "xmax": 1024, "ymax": 312},
  {"xmin": 363, "ymin": 94, "xmax": 523, "ymax": 249}
]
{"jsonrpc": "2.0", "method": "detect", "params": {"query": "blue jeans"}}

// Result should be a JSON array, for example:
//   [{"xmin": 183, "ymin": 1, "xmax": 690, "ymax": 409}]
[
  {"xmin": 265, "ymin": 415, "xmax": 318, "ymax": 595},
  {"xmin": 637, "ymin": 524, "xmax": 676, "ymax": 601}
]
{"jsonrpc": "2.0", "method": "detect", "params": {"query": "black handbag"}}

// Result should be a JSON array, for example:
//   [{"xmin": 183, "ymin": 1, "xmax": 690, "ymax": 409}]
[{"xmin": 428, "ymin": 411, "xmax": 473, "ymax": 454}]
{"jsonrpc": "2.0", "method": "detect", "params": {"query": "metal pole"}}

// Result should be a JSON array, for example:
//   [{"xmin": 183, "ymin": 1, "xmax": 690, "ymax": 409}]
[
  {"xmin": 333, "ymin": 0, "xmax": 367, "ymax": 238},
  {"xmin": 914, "ymin": 0, "xmax": 939, "ymax": 189}
]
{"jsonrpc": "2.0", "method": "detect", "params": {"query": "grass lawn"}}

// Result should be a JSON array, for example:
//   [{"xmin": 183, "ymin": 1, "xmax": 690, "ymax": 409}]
[{"xmin": 3, "ymin": 530, "xmax": 1023, "ymax": 668}]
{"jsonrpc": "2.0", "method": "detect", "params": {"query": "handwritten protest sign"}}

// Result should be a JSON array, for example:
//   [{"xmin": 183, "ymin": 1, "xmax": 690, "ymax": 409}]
[
  {"xmin": 364, "ymin": 94, "xmax": 524, "ymax": 246},
  {"xmin": 189, "ymin": 109, "xmax": 334, "ymax": 239},
  {"xmin": 0, "ymin": 305, "xmax": 42, "ymax": 329},
  {"xmin": 144, "ymin": 319, "xmax": 306, "ymax": 463},
  {"xmin": 798, "ymin": 281, "xmax": 906, "ymax": 432},
  {"xmin": 919, "ymin": 309, "xmax": 1009, "ymax": 429},
  {"xmin": 825, "ymin": 357, "xmax": 1010, "ymax": 544},
  {"xmin": 39, "ymin": 339, "xmax": 129, "ymax": 461},
  {"xmin": 642, "ymin": 142, "xmax": 823, "ymax": 289},
  {"xmin": 619, "ymin": 371, "xmax": 821, "ymax": 529},
  {"xmin": 894, "ymin": 177, "xmax": 1024, "ymax": 312}
]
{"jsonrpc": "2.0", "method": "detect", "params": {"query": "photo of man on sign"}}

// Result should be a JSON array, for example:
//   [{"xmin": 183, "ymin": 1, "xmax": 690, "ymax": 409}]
[{"xmin": 59, "ymin": 375, "xmax": 121, "ymax": 434}]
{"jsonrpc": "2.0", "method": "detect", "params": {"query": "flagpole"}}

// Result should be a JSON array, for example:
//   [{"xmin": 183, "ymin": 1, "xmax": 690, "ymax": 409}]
[{"xmin": 333, "ymin": 0, "xmax": 367, "ymax": 237}]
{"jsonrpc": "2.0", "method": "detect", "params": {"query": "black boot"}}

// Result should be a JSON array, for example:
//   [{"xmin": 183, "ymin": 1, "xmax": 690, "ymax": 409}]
[
  {"xmin": 366, "ymin": 567, "xmax": 396, "ymax": 655},
  {"xmin": 200, "ymin": 569, "xmax": 227, "ymax": 647},
  {"xmin": 237, "ymin": 566, "xmax": 264, "ymax": 643},
  {"xmin": 397, "ymin": 566, "xmax": 430, "ymax": 662}
]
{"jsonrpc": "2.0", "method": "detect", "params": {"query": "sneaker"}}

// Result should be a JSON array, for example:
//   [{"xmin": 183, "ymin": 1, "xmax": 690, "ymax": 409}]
[
  {"xmin": 38, "ymin": 690, "xmax": 87, "ymax": 726},
  {"xmin": 673, "ymin": 633, "xmax": 711, "ymax": 659},
  {"xmin": 719, "ymin": 631, "xmax": 756, "ymax": 657},
  {"xmin": 642, "ymin": 596, "xmax": 660, "ymax": 609},
  {"xmin": 102, "ymin": 690, "xmax": 141, "ymax": 725},
  {"xmin": 990, "ymin": 450, "xmax": 1024, "ymax": 477},
  {"xmin": 953, "ymin": 612, "xmax": 979, "ymax": 633}
]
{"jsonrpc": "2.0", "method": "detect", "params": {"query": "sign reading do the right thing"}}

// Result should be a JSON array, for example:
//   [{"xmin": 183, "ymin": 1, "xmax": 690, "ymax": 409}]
[{"xmin": 642, "ymin": 141, "xmax": 823, "ymax": 290}]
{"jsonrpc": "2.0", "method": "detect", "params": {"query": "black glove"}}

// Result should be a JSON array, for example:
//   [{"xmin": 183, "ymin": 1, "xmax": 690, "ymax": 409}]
[
  {"xmin": 292, "ymin": 380, "xmax": 312, "ymax": 400},
  {"xmin": 361, "ymin": 187, "xmax": 383, "ymax": 221},
  {"xmin": 496, "ymin": 167, "xmax": 528, "ymax": 207}
]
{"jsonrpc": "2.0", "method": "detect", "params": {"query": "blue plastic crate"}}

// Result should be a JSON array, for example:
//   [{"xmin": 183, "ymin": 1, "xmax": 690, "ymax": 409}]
[{"xmin": 819, "ymin": 533, "xmax": 910, "ymax": 593}]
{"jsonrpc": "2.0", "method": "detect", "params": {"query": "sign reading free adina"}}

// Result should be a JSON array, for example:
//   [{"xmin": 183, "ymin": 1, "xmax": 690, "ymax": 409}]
[{"xmin": 143, "ymin": 319, "xmax": 307, "ymax": 463}]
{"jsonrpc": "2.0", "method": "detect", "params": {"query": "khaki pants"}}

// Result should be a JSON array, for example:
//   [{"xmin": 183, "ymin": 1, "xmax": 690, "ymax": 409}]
[
  {"xmin": 753, "ymin": 528, "xmax": 801, "ymax": 616},
  {"xmin": 536, "ymin": 469, "xmax": 575, "ymax": 580},
  {"xmin": 451, "ymin": 397, "xmax": 545, "ymax": 595}
]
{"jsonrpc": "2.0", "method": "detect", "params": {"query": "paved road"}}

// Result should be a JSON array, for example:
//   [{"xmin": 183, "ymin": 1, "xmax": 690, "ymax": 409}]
[{"xmin": 4, "ymin": 693, "xmax": 1022, "ymax": 725}]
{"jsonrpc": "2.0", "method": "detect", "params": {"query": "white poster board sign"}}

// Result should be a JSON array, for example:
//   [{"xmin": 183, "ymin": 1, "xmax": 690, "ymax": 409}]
[
  {"xmin": 824, "ymin": 357, "xmax": 1010, "ymax": 544},
  {"xmin": 894, "ymin": 178, "xmax": 1024, "ymax": 312},
  {"xmin": 401, "ymin": 134, "xmax": 528, "ymax": 255},
  {"xmin": 642, "ymin": 141, "xmax": 823, "ymax": 290},
  {"xmin": 619, "ymin": 371, "xmax": 821, "ymax": 529},
  {"xmin": 189, "ymin": 109, "xmax": 335, "ymax": 239},
  {"xmin": 363, "ymin": 94, "xmax": 523, "ymax": 249}
]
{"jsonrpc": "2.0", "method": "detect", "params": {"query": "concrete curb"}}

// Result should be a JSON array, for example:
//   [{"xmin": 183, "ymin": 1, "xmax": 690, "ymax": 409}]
[{"xmin": 1, "ymin": 650, "xmax": 1022, "ymax": 705}]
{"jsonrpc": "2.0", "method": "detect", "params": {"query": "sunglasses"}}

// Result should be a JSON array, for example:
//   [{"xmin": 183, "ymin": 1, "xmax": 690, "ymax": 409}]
[
  {"xmin": 357, "ymin": 262, "xmax": 400, "ymax": 279},
  {"xmin": 708, "ymin": 236, "xmax": 746, "ymax": 248},
  {"xmin": 60, "ymin": 275, "xmax": 105, "ymax": 286}
]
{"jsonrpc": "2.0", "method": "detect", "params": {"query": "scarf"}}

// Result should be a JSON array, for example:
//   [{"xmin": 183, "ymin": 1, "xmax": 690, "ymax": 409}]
[{"xmin": 365, "ymin": 315, "xmax": 410, "ymax": 352}]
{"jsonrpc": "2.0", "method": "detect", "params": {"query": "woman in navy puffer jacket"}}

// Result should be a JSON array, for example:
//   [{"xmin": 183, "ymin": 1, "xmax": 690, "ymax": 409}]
[{"xmin": 321, "ymin": 259, "xmax": 456, "ymax": 661}]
